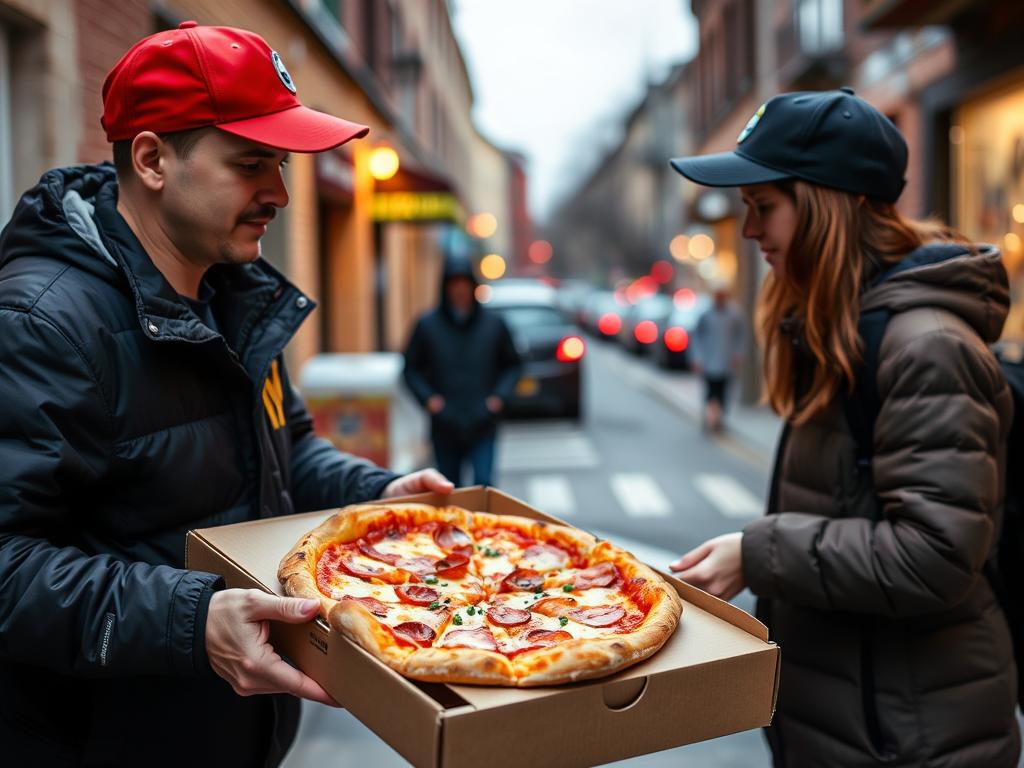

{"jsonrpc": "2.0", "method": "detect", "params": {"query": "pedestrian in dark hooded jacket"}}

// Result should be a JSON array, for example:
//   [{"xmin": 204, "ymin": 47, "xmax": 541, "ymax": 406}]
[
  {"xmin": 403, "ymin": 256, "xmax": 521, "ymax": 487},
  {"xmin": 0, "ymin": 22, "xmax": 453, "ymax": 768},
  {"xmin": 668, "ymin": 89, "xmax": 1019, "ymax": 767}
]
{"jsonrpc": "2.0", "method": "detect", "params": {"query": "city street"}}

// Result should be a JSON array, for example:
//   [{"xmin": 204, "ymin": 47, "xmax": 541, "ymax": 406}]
[{"xmin": 283, "ymin": 338, "xmax": 776, "ymax": 767}]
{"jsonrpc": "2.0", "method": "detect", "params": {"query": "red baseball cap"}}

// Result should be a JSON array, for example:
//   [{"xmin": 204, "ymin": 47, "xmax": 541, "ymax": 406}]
[{"xmin": 101, "ymin": 21, "xmax": 369, "ymax": 152}]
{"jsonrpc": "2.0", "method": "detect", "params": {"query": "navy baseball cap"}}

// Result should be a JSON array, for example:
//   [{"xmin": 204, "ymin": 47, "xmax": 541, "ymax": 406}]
[{"xmin": 670, "ymin": 88, "xmax": 908, "ymax": 203}]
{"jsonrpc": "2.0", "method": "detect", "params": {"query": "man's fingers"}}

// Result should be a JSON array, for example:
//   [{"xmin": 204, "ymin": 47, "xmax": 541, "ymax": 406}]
[
  {"xmin": 244, "ymin": 592, "xmax": 320, "ymax": 623},
  {"xmin": 422, "ymin": 469, "xmax": 454, "ymax": 493},
  {"xmin": 256, "ymin": 654, "xmax": 340, "ymax": 706}
]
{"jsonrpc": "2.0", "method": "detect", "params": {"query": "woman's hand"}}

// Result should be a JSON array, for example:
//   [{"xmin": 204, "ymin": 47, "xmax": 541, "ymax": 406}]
[{"xmin": 669, "ymin": 532, "xmax": 745, "ymax": 601}]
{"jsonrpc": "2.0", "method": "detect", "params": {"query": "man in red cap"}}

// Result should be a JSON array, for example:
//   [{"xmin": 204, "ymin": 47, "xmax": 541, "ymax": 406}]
[{"xmin": 0, "ymin": 22, "xmax": 451, "ymax": 766}]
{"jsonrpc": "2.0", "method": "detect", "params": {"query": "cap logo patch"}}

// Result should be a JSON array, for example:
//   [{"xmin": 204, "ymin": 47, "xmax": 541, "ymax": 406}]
[
  {"xmin": 271, "ymin": 51, "xmax": 297, "ymax": 94},
  {"xmin": 737, "ymin": 103, "xmax": 766, "ymax": 144}
]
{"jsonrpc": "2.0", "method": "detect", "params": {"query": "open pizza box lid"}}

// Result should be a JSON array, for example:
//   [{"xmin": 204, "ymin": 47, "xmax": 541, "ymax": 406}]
[{"xmin": 186, "ymin": 487, "xmax": 780, "ymax": 768}]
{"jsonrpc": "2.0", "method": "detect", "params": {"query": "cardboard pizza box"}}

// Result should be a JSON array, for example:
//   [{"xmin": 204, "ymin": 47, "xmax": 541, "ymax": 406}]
[{"xmin": 186, "ymin": 487, "xmax": 780, "ymax": 768}]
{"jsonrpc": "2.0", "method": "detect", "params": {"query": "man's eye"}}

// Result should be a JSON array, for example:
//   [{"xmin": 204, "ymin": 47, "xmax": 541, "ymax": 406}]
[{"xmin": 239, "ymin": 162, "xmax": 261, "ymax": 173}]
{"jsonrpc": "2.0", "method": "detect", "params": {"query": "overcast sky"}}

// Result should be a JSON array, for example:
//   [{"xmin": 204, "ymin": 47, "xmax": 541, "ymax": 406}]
[{"xmin": 450, "ymin": 0, "xmax": 698, "ymax": 222}]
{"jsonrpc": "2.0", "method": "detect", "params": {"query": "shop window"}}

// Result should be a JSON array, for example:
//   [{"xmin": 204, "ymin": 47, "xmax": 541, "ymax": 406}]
[{"xmin": 952, "ymin": 73, "xmax": 1024, "ymax": 338}]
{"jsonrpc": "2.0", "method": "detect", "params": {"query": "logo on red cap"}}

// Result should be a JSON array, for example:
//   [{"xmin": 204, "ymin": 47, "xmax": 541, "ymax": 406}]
[{"xmin": 270, "ymin": 51, "xmax": 297, "ymax": 94}]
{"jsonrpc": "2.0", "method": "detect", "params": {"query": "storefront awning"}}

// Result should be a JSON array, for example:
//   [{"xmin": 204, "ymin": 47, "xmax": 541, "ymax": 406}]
[{"xmin": 372, "ymin": 164, "xmax": 463, "ymax": 224}]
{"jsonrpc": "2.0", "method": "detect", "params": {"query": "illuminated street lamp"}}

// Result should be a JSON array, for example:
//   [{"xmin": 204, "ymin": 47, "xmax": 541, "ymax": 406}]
[
  {"xmin": 368, "ymin": 145, "xmax": 400, "ymax": 181},
  {"xmin": 467, "ymin": 212, "xmax": 498, "ymax": 239},
  {"xmin": 480, "ymin": 253, "xmax": 507, "ymax": 280},
  {"xmin": 528, "ymin": 240, "xmax": 553, "ymax": 264}
]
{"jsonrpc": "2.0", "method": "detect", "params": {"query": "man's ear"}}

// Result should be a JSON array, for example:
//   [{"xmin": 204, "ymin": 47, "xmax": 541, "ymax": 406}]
[{"xmin": 128, "ymin": 132, "xmax": 167, "ymax": 192}]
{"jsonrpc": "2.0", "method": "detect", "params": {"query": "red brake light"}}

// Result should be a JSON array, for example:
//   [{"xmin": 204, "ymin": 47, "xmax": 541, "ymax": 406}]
[
  {"xmin": 597, "ymin": 313, "xmax": 621, "ymax": 335},
  {"xmin": 634, "ymin": 320, "xmax": 658, "ymax": 345},
  {"xmin": 557, "ymin": 336, "xmax": 586, "ymax": 362},
  {"xmin": 664, "ymin": 326, "xmax": 689, "ymax": 352}
]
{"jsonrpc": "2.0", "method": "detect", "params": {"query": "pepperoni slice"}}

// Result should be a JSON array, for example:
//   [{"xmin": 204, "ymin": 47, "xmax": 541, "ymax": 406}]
[
  {"xmin": 524, "ymin": 628, "xmax": 573, "ymax": 644},
  {"xmin": 530, "ymin": 596, "xmax": 578, "ymax": 617},
  {"xmin": 395, "ymin": 585, "xmax": 440, "ymax": 606},
  {"xmin": 440, "ymin": 627, "xmax": 499, "ymax": 652},
  {"xmin": 521, "ymin": 544, "xmax": 569, "ymax": 571},
  {"xmin": 342, "ymin": 595, "xmax": 389, "ymax": 617},
  {"xmin": 569, "ymin": 605, "xmax": 626, "ymax": 627},
  {"xmin": 358, "ymin": 541, "xmax": 401, "ymax": 565},
  {"xmin": 572, "ymin": 562, "xmax": 618, "ymax": 589},
  {"xmin": 391, "ymin": 621, "xmax": 436, "ymax": 648},
  {"xmin": 615, "ymin": 612, "xmax": 645, "ymax": 633},
  {"xmin": 499, "ymin": 568, "xmax": 544, "ymax": 593},
  {"xmin": 433, "ymin": 523, "xmax": 472, "ymax": 551},
  {"xmin": 486, "ymin": 606, "xmax": 532, "ymax": 627},
  {"xmin": 395, "ymin": 557, "xmax": 436, "ymax": 577},
  {"xmin": 338, "ymin": 553, "xmax": 386, "ymax": 579},
  {"xmin": 434, "ymin": 552, "xmax": 470, "ymax": 579}
]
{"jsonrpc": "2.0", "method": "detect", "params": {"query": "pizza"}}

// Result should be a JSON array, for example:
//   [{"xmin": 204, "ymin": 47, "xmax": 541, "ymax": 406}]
[{"xmin": 278, "ymin": 502, "xmax": 682, "ymax": 686}]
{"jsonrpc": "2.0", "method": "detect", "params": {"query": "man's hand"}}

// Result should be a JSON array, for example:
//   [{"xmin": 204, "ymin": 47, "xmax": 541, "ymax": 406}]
[
  {"xmin": 381, "ymin": 468, "xmax": 454, "ymax": 498},
  {"xmin": 426, "ymin": 395, "xmax": 445, "ymax": 415},
  {"xmin": 206, "ymin": 589, "xmax": 338, "ymax": 706},
  {"xmin": 485, "ymin": 395, "xmax": 503, "ymax": 414},
  {"xmin": 669, "ymin": 532, "xmax": 745, "ymax": 601}
]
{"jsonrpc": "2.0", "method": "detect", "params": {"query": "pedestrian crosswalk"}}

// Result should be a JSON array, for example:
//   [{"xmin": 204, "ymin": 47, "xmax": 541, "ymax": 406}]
[
  {"xmin": 514, "ymin": 468, "xmax": 763, "ymax": 522},
  {"xmin": 497, "ymin": 422, "xmax": 599, "ymax": 472},
  {"xmin": 498, "ymin": 423, "xmax": 764, "ymax": 522}
]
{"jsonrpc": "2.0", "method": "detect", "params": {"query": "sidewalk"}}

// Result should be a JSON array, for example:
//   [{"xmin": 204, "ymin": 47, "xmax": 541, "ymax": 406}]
[{"xmin": 637, "ymin": 368, "xmax": 782, "ymax": 471}]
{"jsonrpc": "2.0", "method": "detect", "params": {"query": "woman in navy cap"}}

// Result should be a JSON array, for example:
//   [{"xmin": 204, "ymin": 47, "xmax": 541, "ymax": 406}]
[{"xmin": 669, "ymin": 89, "xmax": 1019, "ymax": 767}]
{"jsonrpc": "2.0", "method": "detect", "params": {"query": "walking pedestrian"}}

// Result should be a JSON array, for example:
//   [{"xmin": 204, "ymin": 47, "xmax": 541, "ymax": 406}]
[
  {"xmin": 668, "ymin": 88, "xmax": 1019, "ymax": 766},
  {"xmin": 0, "ymin": 22, "xmax": 452, "ymax": 767},
  {"xmin": 692, "ymin": 281, "xmax": 747, "ymax": 431},
  {"xmin": 403, "ymin": 255, "xmax": 521, "ymax": 487}
]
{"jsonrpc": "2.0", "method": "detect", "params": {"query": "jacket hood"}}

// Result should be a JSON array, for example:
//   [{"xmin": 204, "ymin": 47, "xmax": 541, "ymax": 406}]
[
  {"xmin": 439, "ymin": 254, "xmax": 479, "ymax": 319},
  {"xmin": 0, "ymin": 163, "xmax": 124, "ymax": 283},
  {"xmin": 860, "ymin": 242, "xmax": 1009, "ymax": 343}
]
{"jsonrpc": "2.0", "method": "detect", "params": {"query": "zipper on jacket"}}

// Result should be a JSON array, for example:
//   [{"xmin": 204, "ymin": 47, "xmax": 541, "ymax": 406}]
[{"xmin": 861, "ymin": 623, "xmax": 898, "ymax": 762}]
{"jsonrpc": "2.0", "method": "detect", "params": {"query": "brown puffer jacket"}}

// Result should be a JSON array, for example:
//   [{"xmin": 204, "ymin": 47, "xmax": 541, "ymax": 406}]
[{"xmin": 742, "ymin": 244, "xmax": 1020, "ymax": 767}]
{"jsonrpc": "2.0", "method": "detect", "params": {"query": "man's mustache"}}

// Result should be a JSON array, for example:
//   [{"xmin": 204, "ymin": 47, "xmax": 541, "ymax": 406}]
[{"xmin": 239, "ymin": 206, "xmax": 276, "ymax": 225}]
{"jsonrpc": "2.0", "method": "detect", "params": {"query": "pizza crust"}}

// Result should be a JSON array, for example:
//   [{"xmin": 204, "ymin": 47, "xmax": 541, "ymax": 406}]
[{"xmin": 278, "ymin": 502, "xmax": 683, "ymax": 687}]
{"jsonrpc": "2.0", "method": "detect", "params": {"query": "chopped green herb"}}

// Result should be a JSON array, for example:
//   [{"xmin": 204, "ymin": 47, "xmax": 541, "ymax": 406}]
[
  {"xmin": 562, "ymin": 584, "xmax": 574, "ymax": 592},
  {"xmin": 424, "ymin": 575, "xmax": 438, "ymax": 585},
  {"xmin": 483, "ymin": 547, "xmax": 501, "ymax": 558},
  {"xmin": 428, "ymin": 601, "xmax": 441, "ymax": 610},
  {"xmin": 441, "ymin": 582, "xmax": 449, "ymax": 586},
  {"xmin": 453, "ymin": 614, "xmax": 463, "ymax": 626},
  {"xmin": 444, "ymin": 598, "xmax": 451, "ymax": 604},
  {"xmin": 467, "ymin": 606, "xmax": 476, "ymax": 616},
  {"xmin": 559, "ymin": 616, "xmax": 569, "ymax": 627},
  {"xmin": 476, "ymin": 544, "xmax": 483, "ymax": 550},
  {"xmin": 541, "ymin": 592, "xmax": 549, "ymax": 597}
]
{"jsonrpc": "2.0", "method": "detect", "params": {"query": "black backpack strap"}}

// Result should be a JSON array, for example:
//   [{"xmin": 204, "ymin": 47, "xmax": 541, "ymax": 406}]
[{"xmin": 841, "ymin": 307, "xmax": 892, "ymax": 521}]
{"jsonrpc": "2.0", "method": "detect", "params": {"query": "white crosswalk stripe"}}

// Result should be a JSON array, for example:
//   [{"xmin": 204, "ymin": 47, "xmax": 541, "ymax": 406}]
[
  {"xmin": 610, "ymin": 472, "xmax": 672, "ymax": 517},
  {"xmin": 693, "ymin": 473, "xmax": 763, "ymax": 519},
  {"xmin": 525, "ymin": 474, "xmax": 576, "ymax": 517},
  {"xmin": 497, "ymin": 422, "xmax": 599, "ymax": 472}
]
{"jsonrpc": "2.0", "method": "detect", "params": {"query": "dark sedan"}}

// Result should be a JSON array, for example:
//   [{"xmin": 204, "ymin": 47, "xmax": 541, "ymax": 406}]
[{"xmin": 483, "ymin": 282, "xmax": 584, "ymax": 420}]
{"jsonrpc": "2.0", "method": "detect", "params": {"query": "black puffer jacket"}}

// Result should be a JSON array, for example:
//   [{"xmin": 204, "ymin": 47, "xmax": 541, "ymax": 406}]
[
  {"xmin": 403, "ymin": 255, "xmax": 520, "ymax": 446},
  {"xmin": 0, "ymin": 164, "xmax": 398, "ymax": 767},
  {"xmin": 744, "ymin": 244, "xmax": 1019, "ymax": 767}
]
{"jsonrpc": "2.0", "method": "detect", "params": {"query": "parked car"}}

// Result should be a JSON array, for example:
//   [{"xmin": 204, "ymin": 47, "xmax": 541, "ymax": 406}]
[
  {"xmin": 652, "ymin": 293, "xmax": 713, "ymax": 369},
  {"xmin": 581, "ymin": 290, "xmax": 628, "ymax": 340},
  {"xmin": 482, "ymin": 280, "xmax": 584, "ymax": 420},
  {"xmin": 618, "ymin": 294, "xmax": 674, "ymax": 354}
]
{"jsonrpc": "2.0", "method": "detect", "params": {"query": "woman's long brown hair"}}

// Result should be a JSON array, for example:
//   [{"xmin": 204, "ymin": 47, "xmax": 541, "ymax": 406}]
[{"xmin": 758, "ymin": 180, "xmax": 967, "ymax": 423}]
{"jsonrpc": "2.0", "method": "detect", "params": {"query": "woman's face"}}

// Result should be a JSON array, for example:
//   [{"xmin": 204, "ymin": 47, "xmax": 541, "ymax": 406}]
[{"xmin": 740, "ymin": 184, "xmax": 797, "ymax": 277}]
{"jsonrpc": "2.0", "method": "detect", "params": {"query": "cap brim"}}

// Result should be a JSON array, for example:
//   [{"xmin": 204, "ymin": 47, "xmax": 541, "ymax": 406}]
[
  {"xmin": 216, "ymin": 105, "xmax": 369, "ymax": 152},
  {"xmin": 670, "ymin": 151, "xmax": 790, "ymax": 188}
]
